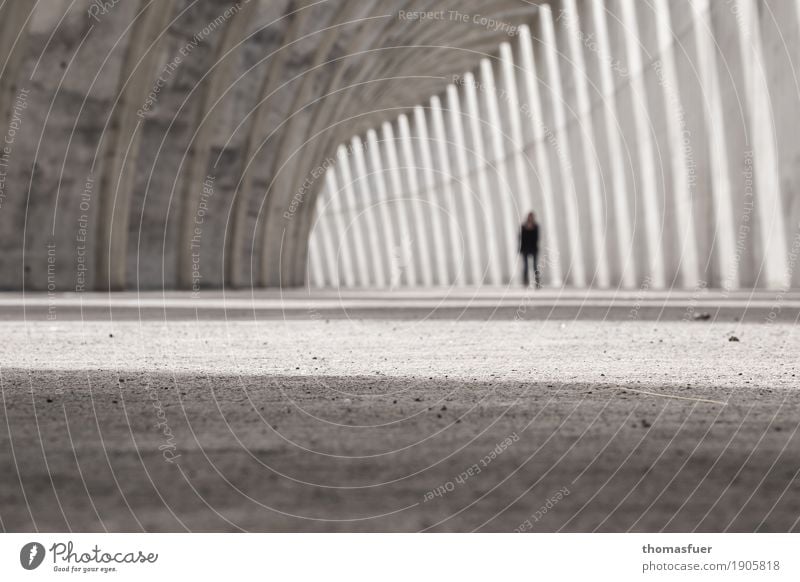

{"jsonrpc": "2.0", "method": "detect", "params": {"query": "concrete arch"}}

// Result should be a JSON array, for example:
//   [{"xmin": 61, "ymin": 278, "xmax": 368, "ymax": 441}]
[
  {"xmin": 3, "ymin": 0, "xmax": 800, "ymax": 292},
  {"xmin": 94, "ymin": 0, "xmax": 176, "ymax": 290}
]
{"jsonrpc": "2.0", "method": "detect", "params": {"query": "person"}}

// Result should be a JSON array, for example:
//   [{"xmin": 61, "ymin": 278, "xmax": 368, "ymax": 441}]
[{"xmin": 519, "ymin": 211, "xmax": 540, "ymax": 288}]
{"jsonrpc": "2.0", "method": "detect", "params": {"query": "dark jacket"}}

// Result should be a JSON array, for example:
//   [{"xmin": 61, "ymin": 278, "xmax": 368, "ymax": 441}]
[{"xmin": 519, "ymin": 224, "xmax": 539, "ymax": 254}]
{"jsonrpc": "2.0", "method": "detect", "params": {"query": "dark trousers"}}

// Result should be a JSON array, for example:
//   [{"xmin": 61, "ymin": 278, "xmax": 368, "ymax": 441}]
[{"xmin": 521, "ymin": 252, "xmax": 540, "ymax": 287}]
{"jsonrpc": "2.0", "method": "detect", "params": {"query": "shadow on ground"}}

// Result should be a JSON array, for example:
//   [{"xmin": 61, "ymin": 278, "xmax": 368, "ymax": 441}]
[{"xmin": 1, "ymin": 370, "xmax": 798, "ymax": 532}]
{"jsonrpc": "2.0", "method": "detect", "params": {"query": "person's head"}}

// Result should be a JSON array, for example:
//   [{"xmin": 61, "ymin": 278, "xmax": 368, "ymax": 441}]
[{"xmin": 526, "ymin": 212, "xmax": 536, "ymax": 226}]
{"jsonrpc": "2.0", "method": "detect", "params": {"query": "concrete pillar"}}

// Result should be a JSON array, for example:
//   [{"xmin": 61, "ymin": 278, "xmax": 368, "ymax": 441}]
[
  {"xmin": 336, "ymin": 144, "xmax": 369, "ymax": 287},
  {"xmin": 516, "ymin": 24, "xmax": 563, "ymax": 287},
  {"xmin": 380, "ymin": 121, "xmax": 417, "ymax": 287},
  {"xmin": 619, "ymin": 0, "xmax": 666, "ymax": 289},
  {"xmin": 307, "ymin": 199, "xmax": 326, "ymax": 288},
  {"xmin": 554, "ymin": 0, "xmax": 610, "ymax": 288},
  {"xmin": 587, "ymin": 0, "xmax": 637, "ymax": 288},
  {"xmin": 761, "ymin": 0, "xmax": 800, "ymax": 288},
  {"xmin": 366, "ymin": 128, "xmax": 397, "ymax": 288},
  {"xmin": 479, "ymin": 58, "xmax": 518, "ymax": 282},
  {"xmin": 600, "ymin": 0, "xmax": 652, "ymax": 287},
  {"xmin": 539, "ymin": 6, "xmax": 586, "ymax": 287},
  {"xmin": 656, "ymin": 0, "xmax": 711, "ymax": 289},
  {"xmin": 325, "ymin": 168, "xmax": 353, "ymax": 287},
  {"xmin": 397, "ymin": 113, "xmax": 434, "ymax": 286},
  {"xmin": 351, "ymin": 135, "xmax": 386, "ymax": 287},
  {"xmin": 498, "ymin": 42, "xmax": 534, "ymax": 286},
  {"xmin": 461, "ymin": 72, "xmax": 502, "ymax": 285},
  {"xmin": 707, "ymin": 0, "xmax": 759, "ymax": 288},
  {"xmin": 308, "ymin": 177, "xmax": 340, "ymax": 287},
  {"xmin": 445, "ymin": 83, "xmax": 484, "ymax": 285},
  {"xmin": 412, "ymin": 105, "xmax": 449, "ymax": 285},
  {"xmin": 734, "ymin": 0, "xmax": 789, "ymax": 288},
  {"xmin": 690, "ymin": 0, "xmax": 738, "ymax": 289},
  {"xmin": 429, "ymin": 95, "xmax": 463, "ymax": 284}
]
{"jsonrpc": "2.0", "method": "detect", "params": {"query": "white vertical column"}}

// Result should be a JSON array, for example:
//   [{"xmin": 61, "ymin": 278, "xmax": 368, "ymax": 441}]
[
  {"xmin": 653, "ymin": 0, "xmax": 699, "ymax": 289},
  {"xmin": 734, "ymin": 0, "xmax": 789, "ymax": 288},
  {"xmin": 591, "ymin": 0, "xmax": 637, "ymax": 288},
  {"xmin": 382, "ymin": 121, "xmax": 417, "ymax": 287},
  {"xmin": 366, "ymin": 128, "xmax": 397, "ymax": 287},
  {"xmin": 309, "ymin": 178, "xmax": 339, "ymax": 287},
  {"xmin": 517, "ymin": 24, "xmax": 563, "ymax": 286},
  {"xmin": 556, "ymin": 4, "xmax": 609, "ymax": 287},
  {"xmin": 690, "ymin": 0, "xmax": 737, "ymax": 289},
  {"xmin": 430, "ymin": 95, "xmax": 463, "ymax": 284},
  {"xmin": 796, "ymin": 0, "xmax": 800, "ymax": 46},
  {"xmin": 398, "ymin": 113, "xmax": 434, "ymax": 286},
  {"xmin": 446, "ymin": 83, "xmax": 483, "ymax": 285},
  {"xmin": 413, "ymin": 105, "xmax": 449, "ymax": 284},
  {"xmin": 480, "ymin": 58, "xmax": 519, "ymax": 282},
  {"xmin": 463, "ymin": 71, "xmax": 502, "ymax": 284},
  {"xmin": 307, "ymin": 205, "xmax": 326, "ymax": 288},
  {"xmin": 540, "ymin": 6, "xmax": 586, "ymax": 287},
  {"xmin": 620, "ymin": 0, "xmax": 665, "ymax": 288},
  {"xmin": 351, "ymin": 136, "xmax": 386, "ymax": 287},
  {"xmin": 499, "ymin": 42, "xmax": 536, "ymax": 253},
  {"xmin": 337, "ymin": 144, "xmax": 370, "ymax": 287},
  {"xmin": 326, "ymin": 166, "xmax": 355, "ymax": 287}
]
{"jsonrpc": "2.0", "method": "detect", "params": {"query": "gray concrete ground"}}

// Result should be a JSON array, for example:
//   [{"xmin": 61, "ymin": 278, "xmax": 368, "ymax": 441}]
[{"xmin": 0, "ymin": 290, "xmax": 799, "ymax": 531}]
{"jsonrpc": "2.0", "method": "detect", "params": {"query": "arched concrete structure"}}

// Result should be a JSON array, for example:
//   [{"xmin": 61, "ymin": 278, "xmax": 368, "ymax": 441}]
[
  {"xmin": 1, "ymin": 0, "xmax": 799, "ymax": 292},
  {"xmin": 309, "ymin": 0, "xmax": 800, "ymax": 291}
]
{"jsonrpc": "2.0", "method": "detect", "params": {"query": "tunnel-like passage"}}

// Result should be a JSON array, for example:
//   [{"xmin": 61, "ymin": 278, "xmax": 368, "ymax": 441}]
[
  {"xmin": 1, "ymin": 0, "xmax": 799, "ymax": 292},
  {"xmin": 308, "ymin": 0, "xmax": 800, "ymax": 290}
]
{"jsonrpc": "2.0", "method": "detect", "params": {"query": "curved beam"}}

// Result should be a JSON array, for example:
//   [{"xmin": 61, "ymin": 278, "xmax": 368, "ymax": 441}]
[
  {"xmin": 0, "ymin": 1, "xmax": 34, "ymax": 132},
  {"xmin": 255, "ymin": 1, "xmax": 363, "ymax": 286},
  {"xmin": 94, "ymin": 0, "xmax": 175, "ymax": 290},
  {"xmin": 175, "ymin": 0, "xmax": 257, "ymax": 289},
  {"xmin": 225, "ymin": 0, "xmax": 306, "ymax": 288}
]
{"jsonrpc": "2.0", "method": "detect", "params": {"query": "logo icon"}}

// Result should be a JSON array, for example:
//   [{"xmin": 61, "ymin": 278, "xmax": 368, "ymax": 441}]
[{"xmin": 20, "ymin": 542, "xmax": 45, "ymax": 570}]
